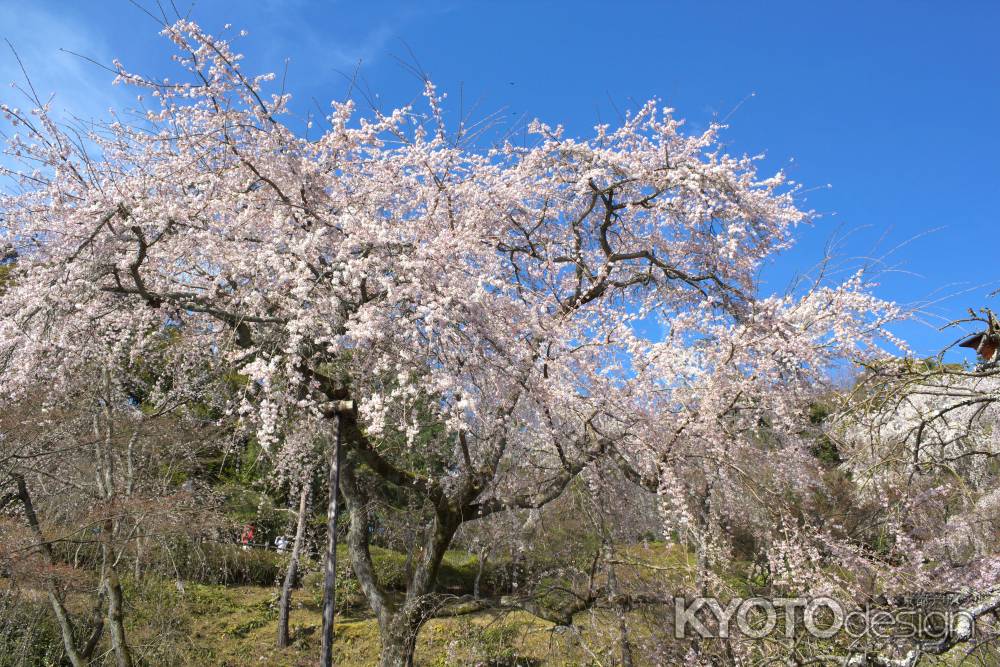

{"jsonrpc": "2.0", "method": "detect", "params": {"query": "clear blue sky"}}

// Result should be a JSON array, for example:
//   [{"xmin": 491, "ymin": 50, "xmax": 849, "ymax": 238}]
[{"xmin": 2, "ymin": 1, "xmax": 997, "ymax": 357}]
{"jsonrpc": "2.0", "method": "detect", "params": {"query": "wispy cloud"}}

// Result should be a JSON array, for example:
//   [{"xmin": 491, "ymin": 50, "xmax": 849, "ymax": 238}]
[
  {"xmin": 0, "ymin": 2, "xmax": 130, "ymax": 122},
  {"xmin": 246, "ymin": 1, "xmax": 456, "ymax": 83}
]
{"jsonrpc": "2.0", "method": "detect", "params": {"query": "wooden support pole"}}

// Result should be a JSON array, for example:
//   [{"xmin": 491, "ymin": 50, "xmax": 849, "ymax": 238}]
[{"xmin": 320, "ymin": 400, "xmax": 354, "ymax": 667}]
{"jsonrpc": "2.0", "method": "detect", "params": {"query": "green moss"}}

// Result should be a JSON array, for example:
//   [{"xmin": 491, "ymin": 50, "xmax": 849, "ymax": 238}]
[{"xmin": 15, "ymin": 542, "xmax": 862, "ymax": 665}]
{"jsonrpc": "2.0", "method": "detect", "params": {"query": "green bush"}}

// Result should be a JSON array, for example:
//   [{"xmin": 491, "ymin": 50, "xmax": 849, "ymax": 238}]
[{"xmin": 147, "ymin": 538, "xmax": 286, "ymax": 586}]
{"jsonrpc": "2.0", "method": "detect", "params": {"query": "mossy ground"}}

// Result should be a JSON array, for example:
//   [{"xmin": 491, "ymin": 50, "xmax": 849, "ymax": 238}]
[
  {"xmin": 117, "ymin": 541, "xmax": 695, "ymax": 666},
  {"xmin": 129, "ymin": 580, "xmax": 595, "ymax": 666},
  {"xmin": 11, "ymin": 541, "xmax": 972, "ymax": 665}
]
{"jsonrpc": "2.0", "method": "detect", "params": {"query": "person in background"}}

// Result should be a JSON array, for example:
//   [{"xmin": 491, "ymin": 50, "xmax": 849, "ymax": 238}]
[{"xmin": 240, "ymin": 524, "xmax": 255, "ymax": 551}]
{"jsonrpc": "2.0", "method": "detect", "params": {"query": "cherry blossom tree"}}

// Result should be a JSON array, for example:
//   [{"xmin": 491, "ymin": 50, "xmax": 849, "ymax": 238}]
[
  {"xmin": 0, "ymin": 19, "xmax": 901, "ymax": 666},
  {"xmin": 822, "ymin": 314, "xmax": 1000, "ymax": 666}
]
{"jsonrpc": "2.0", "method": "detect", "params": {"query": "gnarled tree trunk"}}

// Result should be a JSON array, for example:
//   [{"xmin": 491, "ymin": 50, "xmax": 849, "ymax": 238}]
[
  {"xmin": 338, "ymin": 449, "xmax": 463, "ymax": 667},
  {"xmin": 376, "ymin": 607, "xmax": 422, "ymax": 667}
]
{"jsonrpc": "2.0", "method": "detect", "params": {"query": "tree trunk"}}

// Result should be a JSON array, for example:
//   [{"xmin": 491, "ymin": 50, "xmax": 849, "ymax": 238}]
[
  {"xmin": 377, "ymin": 610, "xmax": 420, "ymax": 667},
  {"xmin": 12, "ymin": 473, "xmax": 91, "ymax": 667},
  {"xmin": 104, "ymin": 565, "xmax": 133, "ymax": 667},
  {"xmin": 45, "ymin": 591, "xmax": 88, "ymax": 667},
  {"xmin": 606, "ymin": 556, "xmax": 634, "ymax": 667},
  {"xmin": 336, "ymin": 417, "xmax": 464, "ymax": 667},
  {"xmin": 102, "ymin": 519, "xmax": 134, "ymax": 667},
  {"xmin": 473, "ymin": 544, "xmax": 489, "ymax": 600},
  {"xmin": 277, "ymin": 483, "xmax": 310, "ymax": 648},
  {"xmin": 338, "ymin": 454, "xmax": 426, "ymax": 667},
  {"xmin": 374, "ymin": 512, "xmax": 460, "ymax": 666},
  {"xmin": 96, "ymin": 369, "xmax": 134, "ymax": 667},
  {"xmin": 320, "ymin": 412, "xmax": 344, "ymax": 667}
]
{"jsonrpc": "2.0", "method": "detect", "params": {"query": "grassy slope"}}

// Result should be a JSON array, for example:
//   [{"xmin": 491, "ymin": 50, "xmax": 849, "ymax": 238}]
[
  {"xmin": 123, "ymin": 542, "xmax": 696, "ymax": 666},
  {"xmin": 170, "ymin": 583, "xmax": 582, "ymax": 666},
  {"xmin": 13, "ymin": 541, "xmax": 970, "ymax": 665}
]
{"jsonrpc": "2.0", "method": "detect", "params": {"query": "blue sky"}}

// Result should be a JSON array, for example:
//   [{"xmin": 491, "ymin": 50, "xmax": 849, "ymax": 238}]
[{"xmin": 2, "ymin": 1, "xmax": 997, "ymax": 357}]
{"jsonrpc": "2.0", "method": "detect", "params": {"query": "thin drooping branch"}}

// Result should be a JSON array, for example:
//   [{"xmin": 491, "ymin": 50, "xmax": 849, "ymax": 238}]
[{"xmin": 828, "ymin": 587, "xmax": 1000, "ymax": 666}]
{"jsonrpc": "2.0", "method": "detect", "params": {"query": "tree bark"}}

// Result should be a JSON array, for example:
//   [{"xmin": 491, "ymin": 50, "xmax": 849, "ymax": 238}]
[
  {"xmin": 12, "ymin": 472, "xmax": 93, "ymax": 667},
  {"xmin": 376, "ymin": 609, "xmax": 420, "ymax": 667},
  {"xmin": 606, "ymin": 555, "xmax": 634, "ymax": 667},
  {"xmin": 338, "ymin": 452, "xmax": 424, "ymax": 667},
  {"xmin": 344, "ymin": 477, "xmax": 461, "ymax": 666},
  {"xmin": 473, "ymin": 544, "xmax": 489, "ymax": 600},
  {"xmin": 331, "ymin": 403, "xmax": 589, "ymax": 666},
  {"xmin": 95, "ymin": 369, "xmax": 133, "ymax": 667},
  {"xmin": 103, "ymin": 561, "xmax": 133, "ymax": 667},
  {"xmin": 277, "ymin": 483, "xmax": 310, "ymax": 648},
  {"xmin": 101, "ymin": 518, "xmax": 133, "ymax": 667}
]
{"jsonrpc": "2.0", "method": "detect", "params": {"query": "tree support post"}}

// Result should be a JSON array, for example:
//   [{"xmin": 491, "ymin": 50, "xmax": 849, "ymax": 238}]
[{"xmin": 320, "ymin": 400, "xmax": 355, "ymax": 667}]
